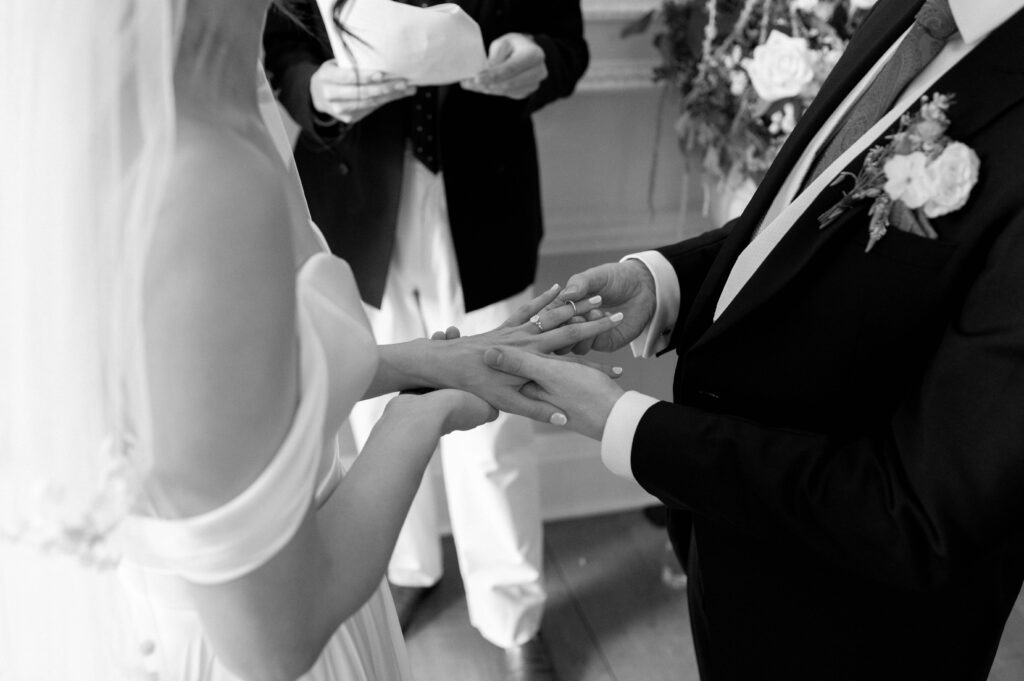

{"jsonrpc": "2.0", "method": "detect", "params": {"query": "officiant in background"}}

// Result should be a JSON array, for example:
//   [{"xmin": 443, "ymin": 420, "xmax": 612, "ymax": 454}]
[{"xmin": 263, "ymin": 1, "xmax": 588, "ymax": 676}]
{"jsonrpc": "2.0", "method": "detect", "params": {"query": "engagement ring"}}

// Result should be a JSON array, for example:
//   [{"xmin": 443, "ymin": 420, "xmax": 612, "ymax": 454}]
[{"xmin": 530, "ymin": 315, "xmax": 544, "ymax": 332}]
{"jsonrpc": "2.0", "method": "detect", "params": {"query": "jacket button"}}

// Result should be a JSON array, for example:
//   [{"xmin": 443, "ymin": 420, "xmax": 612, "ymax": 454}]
[{"xmin": 339, "ymin": 162, "xmax": 350, "ymax": 176}]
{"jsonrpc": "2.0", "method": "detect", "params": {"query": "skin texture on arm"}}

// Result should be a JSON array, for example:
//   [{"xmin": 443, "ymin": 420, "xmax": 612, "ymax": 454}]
[{"xmin": 143, "ymin": 125, "xmax": 494, "ymax": 681}]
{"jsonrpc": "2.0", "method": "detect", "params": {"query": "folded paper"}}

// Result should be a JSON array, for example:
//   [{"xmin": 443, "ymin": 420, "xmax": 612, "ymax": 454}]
[{"xmin": 316, "ymin": 0, "xmax": 488, "ymax": 85}]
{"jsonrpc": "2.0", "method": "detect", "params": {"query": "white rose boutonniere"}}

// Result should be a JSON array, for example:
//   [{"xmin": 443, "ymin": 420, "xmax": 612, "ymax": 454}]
[
  {"xmin": 922, "ymin": 142, "xmax": 981, "ymax": 218},
  {"xmin": 743, "ymin": 31, "xmax": 816, "ymax": 103},
  {"xmin": 818, "ymin": 93, "xmax": 980, "ymax": 251}
]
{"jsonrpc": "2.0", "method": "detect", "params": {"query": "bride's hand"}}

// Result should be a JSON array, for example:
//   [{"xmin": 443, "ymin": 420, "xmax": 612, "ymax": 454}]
[
  {"xmin": 463, "ymin": 283, "xmax": 615, "ymax": 354},
  {"xmin": 425, "ymin": 285, "xmax": 626, "ymax": 422},
  {"xmin": 390, "ymin": 389, "xmax": 498, "ymax": 436}
]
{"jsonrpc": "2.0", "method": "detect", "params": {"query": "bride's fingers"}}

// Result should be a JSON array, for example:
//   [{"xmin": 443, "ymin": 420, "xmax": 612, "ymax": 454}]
[
  {"xmin": 501, "ymin": 385, "xmax": 568, "ymax": 426},
  {"xmin": 533, "ymin": 311, "xmax": 624, "ymax": 354},
  {"xmin": 529, "ymin": 295, "xmax": 603, "ymax": 333},
  {"xmin": 504, "ymin": 283, "xmax": 561, "ymax": 326},
  {"xmin": 430, "ymin": 330, "xmax": 447, "ymax": 341},
  {"xmin": 444, "ymin": 326, "xmax": 461, "ymax": 340}
]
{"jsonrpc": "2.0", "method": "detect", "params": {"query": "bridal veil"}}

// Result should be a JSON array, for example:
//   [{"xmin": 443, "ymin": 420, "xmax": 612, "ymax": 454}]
[{"xmin": 0, "ymin": 0, "xmax": 184, "ymax": 678}]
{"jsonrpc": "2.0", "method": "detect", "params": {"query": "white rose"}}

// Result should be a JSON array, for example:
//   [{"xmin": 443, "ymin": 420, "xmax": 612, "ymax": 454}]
[
  {"xmin": 921, "ymin": 142, "xmax": 980, "ymax": 218},
  {"xmin": 743, "ymin": 31, "xmax": 816, "ymax": 103},
  {"xmin": 850, "ymin": 0, "xmax": 878, "ymax": 9},
  {"xmin": 883, "ymin": 152, "xmax": 932, "ymax": 210}
]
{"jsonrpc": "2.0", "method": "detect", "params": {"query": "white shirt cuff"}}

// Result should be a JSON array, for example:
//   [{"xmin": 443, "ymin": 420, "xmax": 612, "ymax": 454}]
[
  {"xmin": 600, "ymin": 390, "xmax": 661, "ymax": 480},
  {"xmin": 621, "ymin": 251, "xmax": 680, "ymax": 358}
]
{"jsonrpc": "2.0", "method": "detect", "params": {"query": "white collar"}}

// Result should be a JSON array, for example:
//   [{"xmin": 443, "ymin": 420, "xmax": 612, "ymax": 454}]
[{"xmin": 948, "ymin": 0, "xmax": 1024, "ymax": 44}]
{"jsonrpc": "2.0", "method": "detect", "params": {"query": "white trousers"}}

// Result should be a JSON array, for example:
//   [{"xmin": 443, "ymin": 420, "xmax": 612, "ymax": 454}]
[{"xmin": 348, "ymin": 151, "xmax": 546, "ymax": 648}]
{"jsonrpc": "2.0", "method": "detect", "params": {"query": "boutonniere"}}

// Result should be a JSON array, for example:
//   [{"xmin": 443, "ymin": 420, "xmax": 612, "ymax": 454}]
[{"xmin": 818, "ymin": 93, "xmax": 980, "ymax": 252}]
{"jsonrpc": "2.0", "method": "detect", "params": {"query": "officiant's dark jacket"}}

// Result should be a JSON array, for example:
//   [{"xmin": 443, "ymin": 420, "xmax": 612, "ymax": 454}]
[
  {"xmin": 634, "ymin": 2, "xmax": 1024, "ymax": 679},
  {"xmin": 263, "ymin": 1, "xmax": 588, "ymax": 311}
]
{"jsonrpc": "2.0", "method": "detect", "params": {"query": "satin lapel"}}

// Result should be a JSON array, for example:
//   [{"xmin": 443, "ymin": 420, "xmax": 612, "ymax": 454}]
[
  {"xmin": 675, "ymin": 0, "xmax": 925, "ymax": 350},
  {"xmin": 690, "ymin": 5, "xmax": 1024, "ymax": 352}
]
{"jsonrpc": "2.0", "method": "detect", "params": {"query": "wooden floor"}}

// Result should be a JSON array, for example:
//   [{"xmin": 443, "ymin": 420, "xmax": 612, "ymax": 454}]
[{"xmin": 404, "ymin": 510, "xmax": 1024, "ymax": 681}]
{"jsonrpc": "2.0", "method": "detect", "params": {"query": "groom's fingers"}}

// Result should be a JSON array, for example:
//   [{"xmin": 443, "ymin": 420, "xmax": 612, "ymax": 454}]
[
  {"xmin": 559, "ymin": 265, "xmax": 610, "ymax": 303},
  {"xmin": 488, "ymin": 381, "xmax": 566, "ymax": 426},
  {"xmin": 566, "ymin": 309, "xmax": 604, "ymax": 355}
]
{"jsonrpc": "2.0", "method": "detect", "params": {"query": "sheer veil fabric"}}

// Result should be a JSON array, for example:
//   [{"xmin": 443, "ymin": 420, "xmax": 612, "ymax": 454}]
[{"xmin": 0, "ymin": 0, "xmax": 183, "ymax": 678}]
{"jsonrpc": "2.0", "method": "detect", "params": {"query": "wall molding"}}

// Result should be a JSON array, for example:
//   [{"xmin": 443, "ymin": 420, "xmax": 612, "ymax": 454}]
[
  {"xmin": 577, "ymin": 58, "xmax": 660, "ymax": 92},
  {"xmin": 583, "ymin": 0, "xmax": 661, "ymax": 22}
]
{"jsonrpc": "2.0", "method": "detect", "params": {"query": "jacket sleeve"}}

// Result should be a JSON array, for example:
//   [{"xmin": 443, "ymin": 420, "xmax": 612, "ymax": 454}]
[
  {"xmin": 263, "ymin": 5, "xmax": 349, "ymax": 146},
  {"xmin": 632, "ymin": 213, "xmax": 1024, "ymax": 590},
  {"xmin": 525, "ymin": 0, "xmax": 590, "ymax": 113},
  {"xmin": 653, "ymin": 220, "xmax": 736, "ymax": 350}
]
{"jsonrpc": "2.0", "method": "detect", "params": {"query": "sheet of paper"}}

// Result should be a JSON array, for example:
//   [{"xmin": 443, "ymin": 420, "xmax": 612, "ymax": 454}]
[{"xmin": 316, "ymin": 0, "xmax": 488, "ymax": 86}]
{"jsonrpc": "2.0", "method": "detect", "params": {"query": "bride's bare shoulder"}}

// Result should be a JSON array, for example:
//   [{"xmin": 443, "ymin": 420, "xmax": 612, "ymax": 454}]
[{"xmin": 143, "ymin": 121, "xmax": 300, "ymax": 518}]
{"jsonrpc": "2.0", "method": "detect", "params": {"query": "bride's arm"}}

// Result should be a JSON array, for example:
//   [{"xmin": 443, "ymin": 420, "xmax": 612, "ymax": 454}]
[
  {"xmin": 364, "ymin": 290, "xmax": 626, "ymax": 421},
  {"xmin": 144, "ymin": 138, "xmax": 491, "ymax": 681}
]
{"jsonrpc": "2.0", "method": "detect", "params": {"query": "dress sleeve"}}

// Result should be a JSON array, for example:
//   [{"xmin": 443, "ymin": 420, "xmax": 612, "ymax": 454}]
[{"xmin": 119, "ymin": 303, "xmax": 328, "ymax": 585}]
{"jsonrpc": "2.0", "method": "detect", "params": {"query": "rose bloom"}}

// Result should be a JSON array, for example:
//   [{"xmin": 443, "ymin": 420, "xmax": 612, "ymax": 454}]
[
  {"xmin": 922, "ymin": 142, "xmax": 981, "ymax": 218},
  {"xmin": 883, "ymin": 152, "xmax": 932, "ymax": 209},
  {"xmin": 743, "ymin": 31, "xmax": 816, "ymax": 103}
]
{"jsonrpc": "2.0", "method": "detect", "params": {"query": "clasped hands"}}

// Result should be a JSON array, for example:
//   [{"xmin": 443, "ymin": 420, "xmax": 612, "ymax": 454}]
[{"xmin": 425, "ymin": 259, "xmax": 656, "ymax": 440}]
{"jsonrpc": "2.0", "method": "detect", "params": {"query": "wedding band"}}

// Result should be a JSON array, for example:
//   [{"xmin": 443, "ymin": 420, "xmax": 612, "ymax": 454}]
[{"xmin": 567, "ymin": 300, "xmax": 578, "ymax": 316}]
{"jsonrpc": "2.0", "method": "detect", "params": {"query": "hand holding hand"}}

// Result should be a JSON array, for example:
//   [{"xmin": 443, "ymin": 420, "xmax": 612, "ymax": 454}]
[
  {"xmin": 310, "ymin": 60, "xmax": 414, "ymax": 124},
  {"xmin": 483, "ymin": 347, "xmax": 625, "ymax": 440},
  {"xmin": 389, "ymin": 388, "xmax": 498, "ymax": 438},
  {"xmin": 553, "ymin": 260, "xmax": 657, "ymax": 354},
  {"xmin": 461, "ymin": 33, "xmax": 547, "ymax": 100},
  {"xmin": 428, "ymin": 284, "xmax": 626, "ymax": 423}
]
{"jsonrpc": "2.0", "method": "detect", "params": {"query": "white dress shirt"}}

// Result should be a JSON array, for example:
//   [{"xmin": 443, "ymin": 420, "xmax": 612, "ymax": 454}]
[{"xmin": 601, "ymin": 0, "xmax": 1024, "ymax": 479}]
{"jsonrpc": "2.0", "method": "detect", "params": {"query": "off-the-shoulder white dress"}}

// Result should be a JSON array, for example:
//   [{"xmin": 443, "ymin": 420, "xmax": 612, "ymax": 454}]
[{"xmin": 116, "ymin": 252, "xmax": 412, "ymax": 681}]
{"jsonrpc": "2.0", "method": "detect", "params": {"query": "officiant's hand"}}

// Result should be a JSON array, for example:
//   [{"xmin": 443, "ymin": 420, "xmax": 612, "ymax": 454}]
[
  {"xmin": 553, "ymin": 260, "xmax": 657, "ymax": 354},
  {"xmin": 461, "ymin": 33, "xmax": 547, "ymax": 100},
  {"xmin": 310, "ymin": 60, "xmax": 414, "ymax": 124},
  {"xmin": 483, "ymin": 346, "xmax": 625, "ymax": 440}
]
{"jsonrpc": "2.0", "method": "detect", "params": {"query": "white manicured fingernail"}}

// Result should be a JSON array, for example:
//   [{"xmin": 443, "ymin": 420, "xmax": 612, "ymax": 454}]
[
  {"xmin": 610, "ymin": 312, "xmax": 624, "ymax": 322},
  {"xmin": 550, "ymin": 413, "xmax": 568, "ymax": 426},
  {"xmin": 612, "ymin": 367, "xmax": 623, "ymax": 375},
  {"xmin": 589, "ymin": 296, "xmax": 602, "ymax": 305},
  {"xmin": 549, "ymin": 283, "xmax": 560, "ymax": 292}
]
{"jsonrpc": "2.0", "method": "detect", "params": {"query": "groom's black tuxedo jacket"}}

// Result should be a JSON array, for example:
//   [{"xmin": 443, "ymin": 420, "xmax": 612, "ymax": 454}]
[
  {"xmin": 635, "ymin": 2, "xmax": 1024, "ymax": 679},
  {"xmin": 263, "ymin": 1, "xmax": 588, "ymax": 312}
]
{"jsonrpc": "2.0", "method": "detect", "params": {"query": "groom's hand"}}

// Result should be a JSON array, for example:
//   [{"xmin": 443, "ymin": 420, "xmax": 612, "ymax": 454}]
[
  {"xmin": 555, "ymin": 260, "xmax": 656, "ymax": 354},
  {"xmin": 483, "ymin": 346, "xmax": 625, "ymax": 440}
]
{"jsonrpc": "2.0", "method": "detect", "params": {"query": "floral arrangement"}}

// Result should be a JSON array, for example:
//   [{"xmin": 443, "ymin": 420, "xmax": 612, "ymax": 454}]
[
  {"xmin": 819, "ymin": 93, "xmax": 980, "ymax": 251},
  {"xmin": 626, "ymin": 0, "xmax": 878, "ymax": 213}
]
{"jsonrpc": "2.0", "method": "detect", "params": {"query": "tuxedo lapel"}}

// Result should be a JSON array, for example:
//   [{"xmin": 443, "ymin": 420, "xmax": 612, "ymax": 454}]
[
  {"xmin": 675, "ymin": 0, "xmax": 925, "ymax": 350},
  {"xmin": 694, "ymin": 6, "xmax": 1024, "ymax": 350}
]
